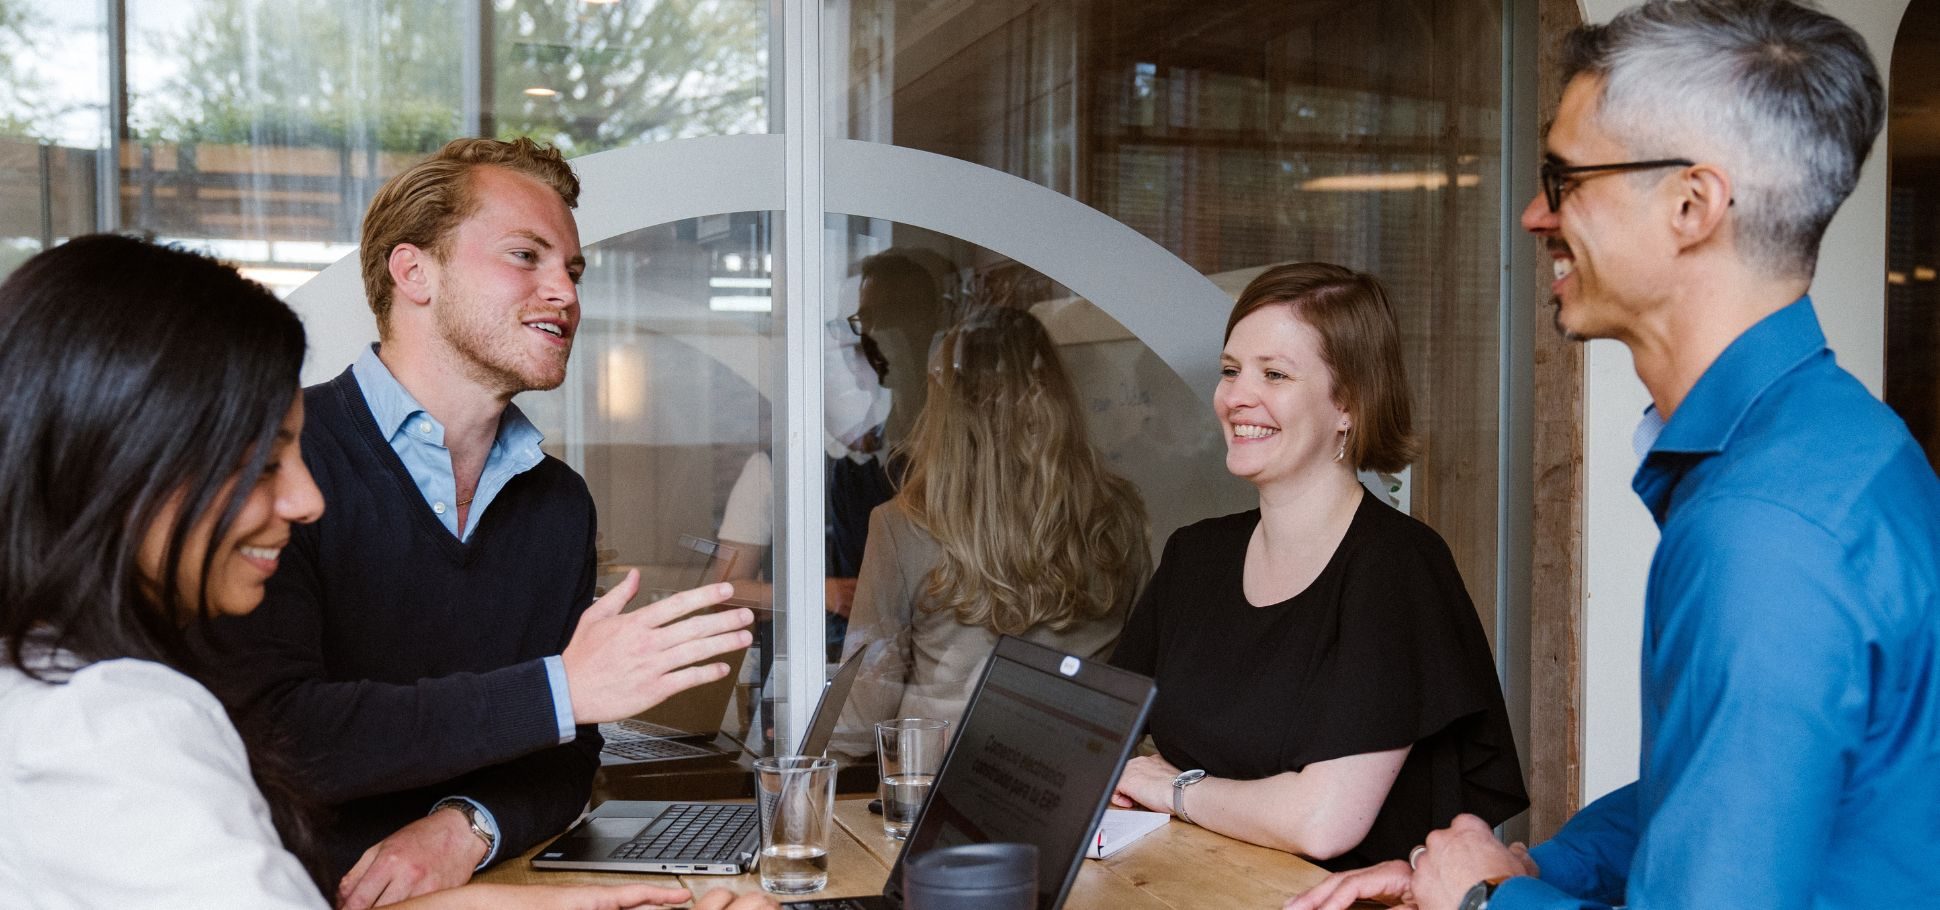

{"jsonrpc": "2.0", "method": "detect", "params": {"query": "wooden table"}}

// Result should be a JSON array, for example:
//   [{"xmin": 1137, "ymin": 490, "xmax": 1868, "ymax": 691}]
[{"xmin": 479, "ymin": 797, "xmax": 1342, "ymax": 908}]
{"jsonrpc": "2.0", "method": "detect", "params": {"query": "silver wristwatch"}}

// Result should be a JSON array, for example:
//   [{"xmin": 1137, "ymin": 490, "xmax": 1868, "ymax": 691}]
[
  {"xmin": 1171, "ymin": 769, "xmax": 1207, "ymax": 823},
  {"xmin": 432, "ymin": 798, "xmax": 497, "ymax": 858}
]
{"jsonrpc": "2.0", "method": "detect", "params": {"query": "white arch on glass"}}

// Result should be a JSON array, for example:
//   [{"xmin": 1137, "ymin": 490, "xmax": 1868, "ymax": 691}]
[{"xmin": 292, "ymin": 135, "xmax": 1231, "ymax": 393}]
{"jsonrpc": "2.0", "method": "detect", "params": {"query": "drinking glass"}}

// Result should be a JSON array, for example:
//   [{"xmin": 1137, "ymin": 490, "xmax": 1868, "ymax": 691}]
[
  {"xmin": 874, "ymin": 717, "xmax": 950, "ymax": 839},
  {"xmin": 754, "ymin": 755, "xmax": 838, "ymax": 894}
]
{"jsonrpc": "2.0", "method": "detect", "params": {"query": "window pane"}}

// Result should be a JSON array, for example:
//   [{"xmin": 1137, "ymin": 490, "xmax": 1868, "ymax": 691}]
[
  {"xmin": 102, "ymin": 0, "xmax": 766, "ymax": 291},
  {"xmin": 520, "ymin": 212, "xmax": 779, "ymax": 751},
  {"xmin": 831, "ymin": 0, "xmax": 1505, "ymax": 620},
  {"xmin": 0, "ymin": 1, "xmax": 109, "ymax": 269}
]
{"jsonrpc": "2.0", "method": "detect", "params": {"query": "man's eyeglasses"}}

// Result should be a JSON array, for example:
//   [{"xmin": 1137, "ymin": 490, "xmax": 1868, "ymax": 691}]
[
  {"xmin": 1540, "ymin": 158, "xmax": 1693, "ymax": 212},
  {"xmin": 845, "ymin": 313, "xmax": 865, "ymax": 336}
]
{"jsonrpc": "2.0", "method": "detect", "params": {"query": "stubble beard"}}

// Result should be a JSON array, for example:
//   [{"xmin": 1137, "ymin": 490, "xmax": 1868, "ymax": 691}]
[
  {"xmin": 1549, "ymin": 297, "xmax": 1588, "ymax": 344},
  {"xmin": 434, "ymin": 292, "xmax": 572, "ymax": 397}
]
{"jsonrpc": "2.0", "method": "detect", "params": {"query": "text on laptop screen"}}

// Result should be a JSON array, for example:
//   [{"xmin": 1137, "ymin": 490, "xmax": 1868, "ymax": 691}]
[{"xmin": 899, "ymin": 654, "xmax": 1144, "ymax": 910}]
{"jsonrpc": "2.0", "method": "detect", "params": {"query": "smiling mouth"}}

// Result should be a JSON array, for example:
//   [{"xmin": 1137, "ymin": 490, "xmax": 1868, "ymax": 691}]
[
  {"xmin": 1547, "ymin": 238, "xmax": 1575, "ymax": 284},
  {"xmin": 527, "ymin": 321, "xmax": 566, "ymax": 338},
  {"xmin": 1233, "ymin": 424, "xmax": 1278, "ymax": 439},
  {"xmin": 237, "ymin": 544, "xmax": 282, "ymax": 575}
]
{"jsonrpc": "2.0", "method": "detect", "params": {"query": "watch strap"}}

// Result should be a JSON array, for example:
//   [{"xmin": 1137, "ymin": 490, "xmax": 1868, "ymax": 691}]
[
  {"xmin": 1458, "ymin": 875, "xmax": 1512, "ymax": 910},
  {"xmin": 432, "ymin": 798, "xmax": 497, "ymax": 861},
  {"xmin": 1171, "ymin": 770, "xmax": 1206, "ymax": 824}
]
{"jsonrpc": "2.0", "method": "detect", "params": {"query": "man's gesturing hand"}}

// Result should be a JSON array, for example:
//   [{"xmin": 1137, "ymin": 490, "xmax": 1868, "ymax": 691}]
[{"xmin": 561, "ymin": 570, "xmax": 755, "ymax": 724}]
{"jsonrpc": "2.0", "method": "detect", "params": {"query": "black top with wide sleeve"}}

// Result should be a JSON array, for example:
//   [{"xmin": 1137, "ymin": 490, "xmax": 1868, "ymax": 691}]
[{"xmin": 1111, "ymin": 488, "xmax": 1527, "ymax": 870}]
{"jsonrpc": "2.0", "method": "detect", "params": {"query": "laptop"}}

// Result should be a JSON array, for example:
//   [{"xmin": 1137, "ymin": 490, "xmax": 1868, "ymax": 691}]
[
  {"xmin": 534, "ymin": 645, "xmax": 870, "ymax": 873},
  {"xmin": 600, "ymin": 536, "xmax": 752, "ymax": 766},
  {"xmin": 784, "ymin": 636, "xmax": 1158, "ymax": 910}
]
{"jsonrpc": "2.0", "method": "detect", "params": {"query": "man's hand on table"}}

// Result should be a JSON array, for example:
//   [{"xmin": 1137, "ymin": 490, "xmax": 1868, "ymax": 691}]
[
  {"xmin": 1283, "ymin": 859, "xmax": 1414, "ymax": 910},
  {"xmin": 1410, "ymin": 814, "xmax": 1534, "ymax": 910},
  {"xmin": 338, "ymin": 808, "xmax": 487, "ymax": 909},
  {"xmin": 1285, "ymin": 814, "xmax": 1538, "ymax": 910},
  {"xmin": 562, "ymin": 570, "xmax": 755, "ymax": 723},
  {"xmin": 1109, "ymin": 753, "xmax": 1183, "ymax": 814}
]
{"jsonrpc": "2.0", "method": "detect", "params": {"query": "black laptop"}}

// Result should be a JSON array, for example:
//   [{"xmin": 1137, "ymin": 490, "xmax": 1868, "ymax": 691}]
[{"xmin": 785, "ymin": 636, "xmax": 1157, "ymax": 910}]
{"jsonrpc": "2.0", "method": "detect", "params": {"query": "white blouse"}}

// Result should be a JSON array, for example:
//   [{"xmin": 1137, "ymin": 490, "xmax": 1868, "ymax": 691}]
[{"xmin": 0, "ymin": 651, "xmax": 325, "ymax": 909}]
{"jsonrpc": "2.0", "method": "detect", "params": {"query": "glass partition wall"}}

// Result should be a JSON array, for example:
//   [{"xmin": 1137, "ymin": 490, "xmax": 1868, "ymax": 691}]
[
  {"xmin": 1, "ymin": 0, "xmax": 1520, "ymax": 758},
  {"xmin": 822, "ymin": 0, "xmax": 1509, "ymax": 641}
]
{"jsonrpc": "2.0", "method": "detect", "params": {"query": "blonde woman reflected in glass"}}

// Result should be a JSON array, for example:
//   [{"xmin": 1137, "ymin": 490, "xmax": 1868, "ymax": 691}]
[
  {"xmin": 1108, "ymin": 263, "xmax": 1526, "ymax": 869},
  {"xmin": 833, "ymin": 306, "xmax": 1150, "ymax": 752}
]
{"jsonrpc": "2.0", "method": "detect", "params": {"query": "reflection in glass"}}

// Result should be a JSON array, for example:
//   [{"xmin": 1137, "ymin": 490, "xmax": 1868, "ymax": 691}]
[
  {"xmin": 825, "ymin": 218, "xmax": 1252, "ymax": 611},
  {"xmin": 832, "ymin": 0, "xmax": 1505, "ymax": 620},
  {"xmin": 519, "ymin": 212, "xmax": 777, "ymax": 750},
  {"xmin": 831, "ymin": 305, "xmax": 1153, "ymax": 756}
]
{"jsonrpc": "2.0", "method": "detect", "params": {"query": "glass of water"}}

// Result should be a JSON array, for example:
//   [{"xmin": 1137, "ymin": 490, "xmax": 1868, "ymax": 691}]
[
  {"xmin": 753, "ymin": 755, "xmax": 838, "ymax": 894},
  {"xmin": 874, "ymin": 717, "xmax": 950, "ymax": 839}
]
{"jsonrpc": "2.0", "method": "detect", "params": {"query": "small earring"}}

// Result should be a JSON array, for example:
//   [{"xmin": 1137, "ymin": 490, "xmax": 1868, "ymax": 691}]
[{"xmin": 1334, "ymin": 427, "xmax": 1350, "ymax": 464}]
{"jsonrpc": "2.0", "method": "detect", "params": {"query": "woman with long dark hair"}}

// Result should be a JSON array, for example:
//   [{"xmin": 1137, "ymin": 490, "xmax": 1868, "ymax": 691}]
[{"xmin": 0, "ymin": 235, "xmax": 770, "ymax": 910}]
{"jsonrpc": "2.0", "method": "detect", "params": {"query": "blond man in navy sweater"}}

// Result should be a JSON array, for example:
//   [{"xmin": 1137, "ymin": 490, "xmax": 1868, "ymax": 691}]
[{"xmin": 201, "ymin": 138, "xmax": 756, "ymax": 908}]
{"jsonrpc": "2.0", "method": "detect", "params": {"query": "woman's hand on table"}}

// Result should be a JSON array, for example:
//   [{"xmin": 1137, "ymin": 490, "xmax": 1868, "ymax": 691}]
[{"xmin": 1110, "ymin": 753, "xmax": 1184, "ymax": 813}]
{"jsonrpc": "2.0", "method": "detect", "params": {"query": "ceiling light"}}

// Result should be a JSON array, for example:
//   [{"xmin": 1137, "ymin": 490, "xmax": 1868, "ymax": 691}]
[
  {"xmin": 524, "ymin": 86, "xmax": 559, "ymax": 98},
  {"xmin": 1301, "ymin": 172, "xmax": 1482, "ymax": 192},
  {"xmin": 711, "ymin": 296, "xmax": 773, "ymax": 313}
]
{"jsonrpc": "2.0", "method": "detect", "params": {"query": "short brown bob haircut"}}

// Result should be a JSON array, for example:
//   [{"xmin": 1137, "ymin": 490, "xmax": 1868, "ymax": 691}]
[
  {"xmin": 1224, "ymin": 262, "xmax": 1419, "ymax": 473},
  {"xmin": 359, "ymin": 137, "xmax": 580, "ymax": 336}
]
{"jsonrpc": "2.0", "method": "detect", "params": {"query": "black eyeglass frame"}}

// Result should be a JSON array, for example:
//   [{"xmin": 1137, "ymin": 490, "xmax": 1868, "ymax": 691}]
[
  {"xmin": 1540, "ymin": 158, "xmax": 1694, "ymax": 212},
  {"xmin": 845, "ymin": 313, "xmax": 865, "ymax": 336}
]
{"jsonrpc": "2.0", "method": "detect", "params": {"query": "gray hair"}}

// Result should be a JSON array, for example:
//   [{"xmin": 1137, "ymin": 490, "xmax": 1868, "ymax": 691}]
[{"xmin": 1562, "ymin": 0, "xmax": 1883, "ymax": 279}]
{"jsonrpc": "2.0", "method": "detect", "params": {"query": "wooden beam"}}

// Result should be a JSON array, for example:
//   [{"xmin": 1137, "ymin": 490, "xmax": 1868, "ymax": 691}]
[{"xmin": 1526, "ymin": 0, "xmax": 1585, "ymax": 843}]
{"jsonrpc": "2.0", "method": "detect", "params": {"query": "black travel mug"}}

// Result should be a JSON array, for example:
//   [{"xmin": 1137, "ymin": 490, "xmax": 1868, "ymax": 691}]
[{"xmin": 901, "ymin": 843, "xmax": 1038, "ymax": 910}]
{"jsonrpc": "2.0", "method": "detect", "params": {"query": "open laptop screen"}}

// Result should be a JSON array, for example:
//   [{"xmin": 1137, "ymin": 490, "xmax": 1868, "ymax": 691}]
[{"xmin": 883, "ymin": 637, "xmax": 1154, "ymax": 910}]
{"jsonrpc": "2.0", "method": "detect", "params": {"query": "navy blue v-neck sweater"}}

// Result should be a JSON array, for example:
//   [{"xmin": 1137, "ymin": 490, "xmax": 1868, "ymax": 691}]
[{"xmin": 200, "ymin": 368, "xmax": 602, "ymax": 879}]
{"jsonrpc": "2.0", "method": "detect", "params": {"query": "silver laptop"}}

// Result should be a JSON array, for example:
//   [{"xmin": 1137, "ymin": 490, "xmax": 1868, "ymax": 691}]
[
  {"xmin": 533, "ymin": 646, "xmax": 869, "ymax": 874},
  {"xmin": 599, "ymin": 536, "xmax": 752, "ymax": 766}
]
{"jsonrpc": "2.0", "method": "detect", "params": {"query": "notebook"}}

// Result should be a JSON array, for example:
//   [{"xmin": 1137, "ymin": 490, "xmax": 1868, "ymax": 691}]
[
  {"xmin": 1086, "ymin": 809, "xmax": 1169, "ymax": 859},
  {"xmin": 534, "ymin": 646, "xmax": 869, "ymax": 874},
  {"xmin": 783, "ymin": 636, "xmax": 1158, "ymax": 910}
]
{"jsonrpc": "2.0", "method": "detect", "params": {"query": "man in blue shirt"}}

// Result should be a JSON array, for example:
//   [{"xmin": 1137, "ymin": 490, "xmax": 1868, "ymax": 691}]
[
  {"xmin": 1288, "ymin": 2, "xmax": 1940, "ymax": 909},
  {"xmin": 201, "ymin": 138, "xmax": 757, "ymax": 907}
]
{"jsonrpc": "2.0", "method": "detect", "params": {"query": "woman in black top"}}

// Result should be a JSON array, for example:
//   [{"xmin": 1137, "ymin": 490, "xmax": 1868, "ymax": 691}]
[{"xmin": 1109, "ymin": 263, "xmax": 1526, "ymax": 870}]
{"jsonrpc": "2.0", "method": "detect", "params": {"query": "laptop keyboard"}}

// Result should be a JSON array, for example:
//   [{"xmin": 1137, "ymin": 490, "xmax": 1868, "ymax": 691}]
[
  {"xmin": 599, "ymin": 720, "xmax": 717, "ymax": 761},
  {"xmin": 609, "ymin": 803, "xmax": 757, "ymax": 861},
  {"xmin": 606, "ymin": 718, "xmax": 699, "ymax": 739},
  {"xmin": 602, "ymin": 737, "xmax": 717, "ymax": 761}
]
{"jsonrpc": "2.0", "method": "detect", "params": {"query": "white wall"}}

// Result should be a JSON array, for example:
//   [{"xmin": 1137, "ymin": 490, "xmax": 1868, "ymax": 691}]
[{"xmin": 1574, "ymin": 0, "xmax": 1911, "ymax": 804}]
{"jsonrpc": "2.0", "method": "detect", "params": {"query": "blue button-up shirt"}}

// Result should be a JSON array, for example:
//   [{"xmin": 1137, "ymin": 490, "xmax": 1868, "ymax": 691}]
[
  {"xmin": 352, "ymin": 346, "xmax": 583, "ymax": 865},
  {"xmin": 1496, "ymin": 298, "xmax": 1940, "ymax": 909},
  {"xmin": 352, "ymin": 346, "xmax": 546, "ymax": 541}
]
